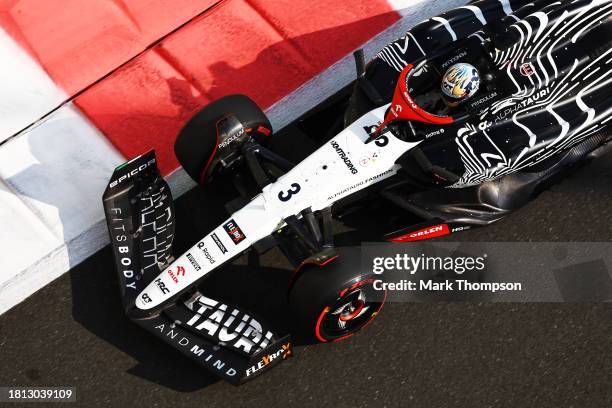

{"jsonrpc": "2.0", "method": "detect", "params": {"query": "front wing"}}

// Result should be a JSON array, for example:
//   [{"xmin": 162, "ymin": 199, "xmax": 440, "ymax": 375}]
[{"xmin": 102, "ymin": 151, "xmax": 292, "ymax": 384}]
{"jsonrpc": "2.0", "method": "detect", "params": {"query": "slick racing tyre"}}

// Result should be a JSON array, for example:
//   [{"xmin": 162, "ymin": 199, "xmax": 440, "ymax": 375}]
[
  {"xmin": 175, "ymin": 94, "xmax": 272, "ymax": 185},
  {"xmin": 288, "ymin": 248, "xmax": 387, "ymax": 343}
]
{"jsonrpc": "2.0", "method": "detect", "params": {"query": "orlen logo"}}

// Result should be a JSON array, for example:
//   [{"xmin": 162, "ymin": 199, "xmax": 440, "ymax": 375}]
[
  {"xmin": 167, "ymin": 265, "xmax": 186, "ymax": 284},
  {"xmin": 390, "ymin": 224, "xmax": 450, "ymax": 243},
  {"xmin": 245, "ymin": 342, "xmax": 292, "ymax": 377}
]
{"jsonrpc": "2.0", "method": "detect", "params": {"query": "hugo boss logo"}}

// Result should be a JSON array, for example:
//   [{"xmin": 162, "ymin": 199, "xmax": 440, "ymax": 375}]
[{"xmin": 211, "ymin": 233, "xmax": 228, "ymax": 254}]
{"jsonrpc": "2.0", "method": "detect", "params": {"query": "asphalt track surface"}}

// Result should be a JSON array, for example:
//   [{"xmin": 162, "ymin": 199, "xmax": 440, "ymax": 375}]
[{"xmin": 2, "ymin": 105, "xmax": 612, "ymax": 407}]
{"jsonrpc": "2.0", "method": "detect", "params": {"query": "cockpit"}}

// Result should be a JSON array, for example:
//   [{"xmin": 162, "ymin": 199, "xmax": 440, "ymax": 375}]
[{"xmin": 369, "ymin": 34, "xmax": 513, "ymax": 143}]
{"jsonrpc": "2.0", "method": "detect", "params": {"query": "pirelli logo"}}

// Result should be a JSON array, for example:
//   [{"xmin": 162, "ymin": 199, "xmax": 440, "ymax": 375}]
[{"xmin": 186, "ymin": 253, "xmax": 201, "ymax": 271}]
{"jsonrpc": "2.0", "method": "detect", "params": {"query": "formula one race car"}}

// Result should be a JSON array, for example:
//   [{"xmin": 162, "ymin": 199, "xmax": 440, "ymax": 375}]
[{"xmin": 103, "ymin": 0, "xmax": 612, "ymax": 384}]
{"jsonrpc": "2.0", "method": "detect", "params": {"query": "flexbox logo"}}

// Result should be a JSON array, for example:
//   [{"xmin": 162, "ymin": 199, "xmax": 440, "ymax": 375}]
[{"xmin": 246, "ymin": 342, "xmax": 292, "ymax": 377}]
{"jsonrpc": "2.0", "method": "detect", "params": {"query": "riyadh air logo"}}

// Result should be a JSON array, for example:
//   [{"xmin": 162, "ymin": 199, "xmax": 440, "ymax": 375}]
[
  {"xmin": 167, "ymin": 265, "xmax": 186, "ymax": 284},
  {"xmin": 520, "ymin": 63, "xmax": 535, "ymax": 77},
  {"xmin": 223, "ymin": 219, "xmax": 246, "ymax": 245}
]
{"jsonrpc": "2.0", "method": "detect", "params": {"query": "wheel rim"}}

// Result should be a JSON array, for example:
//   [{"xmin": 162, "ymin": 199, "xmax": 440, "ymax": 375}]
[
  {"xmin": 315, "ymin": 279, "xmax": 386, "ymax": 342},
  {"xmin": 339, "ymin": 298, "xmax": 365, "ymax": 322}
]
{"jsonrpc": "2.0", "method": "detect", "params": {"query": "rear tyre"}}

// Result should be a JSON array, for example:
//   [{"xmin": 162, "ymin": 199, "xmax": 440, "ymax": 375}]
[
  {"xmin": 174, "ymin": 94, "xmax": 272, "ymax": 185},
  {"xmin": 288, "ymin": 248, "xmax": 387, "ymax": 343}
]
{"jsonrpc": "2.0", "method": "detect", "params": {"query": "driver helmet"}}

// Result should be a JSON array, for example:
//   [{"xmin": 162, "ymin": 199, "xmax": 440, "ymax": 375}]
[{"xmin": 441, "ymin": 63, "xmax": 480, "ymax": 106}]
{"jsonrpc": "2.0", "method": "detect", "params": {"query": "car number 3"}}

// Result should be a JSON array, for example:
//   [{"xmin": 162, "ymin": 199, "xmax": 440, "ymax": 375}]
[{"xmin": 278, "ymin": 183, "xmax": 301, "ymax": 202}]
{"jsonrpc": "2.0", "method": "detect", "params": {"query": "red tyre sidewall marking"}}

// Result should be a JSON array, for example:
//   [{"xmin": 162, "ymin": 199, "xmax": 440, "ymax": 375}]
[
  {"xmin": 315, "ymin": 306, "xmax": 331, "ymax": 343},
  {"xmin": 198, "ymin": 115, "xmax": 227, "ymax": 185}
]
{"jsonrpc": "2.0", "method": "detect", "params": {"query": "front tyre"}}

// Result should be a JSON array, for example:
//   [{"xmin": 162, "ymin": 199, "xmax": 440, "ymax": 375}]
[
  {"xmin": 288, "ymin": 248, "xmax": 387, "ymax": 343},
  {"xmin": 174, "ymin": 94, "xmax": 272, "ymax": 185}
]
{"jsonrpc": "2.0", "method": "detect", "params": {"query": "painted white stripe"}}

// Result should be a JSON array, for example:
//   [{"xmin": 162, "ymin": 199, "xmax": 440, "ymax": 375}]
[
  {"xmin": 529, "ymin": 9, "xmax": 565, "ymax": 60},
  {"xmin": 548, "ymin": 104, "xmax": 570, "ymax": 145},
  {"xmin": 0, "ymin": 28, "xmax": 66, "ymax": 143},
  {"xmin": 469, "ymin": 32, "xmax": 487, "ymax": 42},
  {"xmin": 529, "ymin": 12, "xmax": 549, "ymax": 41},
  {"xmin": 583, "ymin": 67, "xmax": 601, "ymax": 81},
  {"xmin": 382, "ymin": 47, "xmax": 404, "ymax": 71},
  {"xmin": 565, "ymin": 87, "xmax": 596, "ymax": 146},
  {"xmin": 499, "ymin": 0, "xmax": 513, "ymax": 15},
  {"xmin": 407, "ymin": 32, "xmax": 427, "ymax": 56},
  {"xmin": 571, "ymin": 3, "xmax": 612, "ymax": 43},
  {"xmin": 432, "ymin": 16, "xmax": 458, "ymax": 41},
  {"xmin": 573, "ymin": 48, "xmax": 612, "ymax": 80},
  {"xmin": 390, "ymin": 45, "xmax": 409, "ymax": 66},
  {"xmin": 459, "ymin": 5, "xmax": 487, "ymax": 25}
]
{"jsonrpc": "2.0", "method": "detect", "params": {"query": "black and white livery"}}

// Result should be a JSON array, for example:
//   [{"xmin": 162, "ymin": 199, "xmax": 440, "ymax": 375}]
[{"xmin": 103, "ymin": 0, "xmax": 612, "ymax": 384}]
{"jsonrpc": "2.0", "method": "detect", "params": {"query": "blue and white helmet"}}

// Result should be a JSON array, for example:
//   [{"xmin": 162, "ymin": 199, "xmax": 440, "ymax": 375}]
[{"xmin": 441, "ymin": 63, "xmax": 480, "ymax": 103}]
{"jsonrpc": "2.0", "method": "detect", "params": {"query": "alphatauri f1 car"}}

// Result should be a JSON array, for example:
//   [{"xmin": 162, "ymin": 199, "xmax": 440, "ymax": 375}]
[{"xmin": 103, "ymin": 0, "xmax": 612, "ymax": 384}]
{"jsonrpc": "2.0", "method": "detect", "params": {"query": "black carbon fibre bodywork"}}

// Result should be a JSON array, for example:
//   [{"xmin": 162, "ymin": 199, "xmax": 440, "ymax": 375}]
[{"xmin": 346, "ymin": 0, "xmax": 612, "ymax": 237}]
